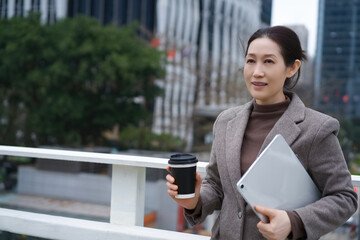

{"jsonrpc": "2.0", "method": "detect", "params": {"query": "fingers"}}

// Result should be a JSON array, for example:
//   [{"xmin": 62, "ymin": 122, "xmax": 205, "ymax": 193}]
[
  {"xmin": 166, "ymin": 174, "xmax": 178, "ymax": 197},
  {"xmin": 166, "ymin": 185, "xmax": 178, "ymax": 198},
  {"xmin": 167, "ymin": 188, "xmax": 178, "ymax": 198},
  {"xmin": 195, "ymin": 173, "xmax": 202, "ymax": 191},
  {"xmin": 256, "ymin": 214, "xmax": 274, "ymax": 239},
  {"xmin": 255, "ymin": 205, "xmax": 275, "ymax": 219},
  {"xmin": 165, "ymin": 171, "xmax": 202, "ymax": 200},
  {"xmin": 195, "ymin": 172, "xmax": 202, "ymax": 181},
  {"xmin": 256, "ymin": 208, "xmax": 292, "ymax": 240},
  {"xmin": 166, "ymin": 175, "xmax": 177, "ymax": 190},
  {"xmin": 195, "ymin": 173, "xmax": 202, "ymax": 185},
  {"xmin": 257, "ymin": 220, "xmax": 267, "ymax": 232},
  {"xmin": 166, "ymin": 166, "xmax": 171, "ymax": 173},
  {"xmin": 166, "ymin": 173, "xmax": 175, "ymax": 183}
]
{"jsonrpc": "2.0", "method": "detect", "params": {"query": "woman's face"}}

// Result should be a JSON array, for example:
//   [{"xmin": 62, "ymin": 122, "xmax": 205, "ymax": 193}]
[{"xmin": 244, "ymin": 37, "xmax": 297, "ymax": 105}]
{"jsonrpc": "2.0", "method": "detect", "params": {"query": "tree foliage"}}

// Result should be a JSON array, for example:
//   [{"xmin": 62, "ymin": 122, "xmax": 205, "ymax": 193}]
[
  {"xmin": 0, "ymin": 14, "xmax": 165, "ymax": 147},
  {"xmin": 338, "ymin": 118, "xmax": 360, "ymax": 164},
  {"xmin": 118, "ymin": 125, "xmax": 184, "ymax": 152}
]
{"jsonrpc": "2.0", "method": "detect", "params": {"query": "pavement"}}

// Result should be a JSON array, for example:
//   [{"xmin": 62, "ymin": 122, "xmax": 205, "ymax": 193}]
[{"xmin": 0, "ymin": 192, "xmax": 110, "ymax": 222}]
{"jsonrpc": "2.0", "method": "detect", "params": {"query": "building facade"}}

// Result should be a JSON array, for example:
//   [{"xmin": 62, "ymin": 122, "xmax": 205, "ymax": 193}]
[
  {"xmin": 0, "ymin": 0, "xmax": 156, "ymax": 36},
  {"xmin": 260, "ymin": 0, "xmax": 272, "ymax": 26},
  {"xmin": 67, "ymin": 0, "xmax": 156, "ymax": 32},
  {"xmin": 0, "ymin": 0, "xmax": 67, "ymax": 23},
  {"xmin": 152, "ymin": 0, "xmax": 265, "ymax": 151},
  {"xmin": 314, "ymin": 0, "xmax": 360, "ymax": 118}
]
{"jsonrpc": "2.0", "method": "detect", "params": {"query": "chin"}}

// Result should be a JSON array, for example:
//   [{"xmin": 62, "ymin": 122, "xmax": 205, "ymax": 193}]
[{"xmin": 250, "ymin": 92, "xmax": 266, "ymax": 101}]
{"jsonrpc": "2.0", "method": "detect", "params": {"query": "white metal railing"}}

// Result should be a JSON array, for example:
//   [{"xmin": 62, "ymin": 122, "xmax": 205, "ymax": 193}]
[
  {"xmin": 352, "ymin": 175, "xmax": 360, "ymax": 187},
  {"xmin": 0, "ymin": 208, "xmax": 209, "ymax": 240},
  {"xmin": 0, "ymin": 145, "xmax": 209, "ymax": 240},
  {"xmin": 0, "ymin": 145, "xmax": 359, "ymax": 240}
]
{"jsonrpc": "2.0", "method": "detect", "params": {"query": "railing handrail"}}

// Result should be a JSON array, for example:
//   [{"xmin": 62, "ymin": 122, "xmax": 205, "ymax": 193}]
[
  {"xmin": 0, "ymin": 145, "xmax": 207, "ymax": 173},
  {"xmin": 0, "ymin": 208, "xmax": 210, "ymax": 240},
  {"xmin": 1, "ymin": 145, "xmax": 359, "ymax": 240},
  {"xmin": 2, "ymin": 144, "xmax": 360, "ymax": 187},
  {"xmin": 0, "ymin": 145, "xmax": 210, "ymax": 239},
  {"xmin": 351, "ymin": 175, "xmax": 360, "ymax": 187}
]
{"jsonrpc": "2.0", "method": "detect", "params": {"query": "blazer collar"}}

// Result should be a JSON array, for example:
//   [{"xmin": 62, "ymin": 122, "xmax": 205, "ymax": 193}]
[
  {"xmin": 225, "ymin": 100, "xmax": 253, "ymax": 203},
  {"xmin": 258, "ymin": 91, "xmax": 305, "ymax": 154},
  {"xmin": 225, "ymin": 92, "xmax": 305, "ymax": 202}
]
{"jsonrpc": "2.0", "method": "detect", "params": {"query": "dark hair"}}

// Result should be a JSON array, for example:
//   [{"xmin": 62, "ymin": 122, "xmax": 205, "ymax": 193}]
[{"xmin": 245, "ymin": 26, "xmax": 307, "ymax": 89}]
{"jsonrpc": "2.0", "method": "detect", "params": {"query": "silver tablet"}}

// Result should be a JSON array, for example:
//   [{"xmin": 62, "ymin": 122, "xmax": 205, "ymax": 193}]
[{"xmin": 237, "ymin": 134, "xmax": 321, "ymax": 223}]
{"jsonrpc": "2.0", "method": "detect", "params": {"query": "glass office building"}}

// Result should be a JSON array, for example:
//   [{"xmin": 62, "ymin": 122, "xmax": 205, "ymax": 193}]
[
  {"xmin": 315, "ymin": 0, "xmax": 360, "ymax": 118},
  {"xmin": 0, "ymin": 0, "xmax": 66, "ymax": 23},
  {"xmin": 67, "ymin": 0, "xmax": 156, "ymax": 33},
  {"xmin": 260, "ymin": 0, "xmax": 272, "ymax": 26}
]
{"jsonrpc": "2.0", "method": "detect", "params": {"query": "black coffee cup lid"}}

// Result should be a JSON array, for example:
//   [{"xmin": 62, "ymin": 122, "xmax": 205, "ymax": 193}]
[{"xmin": 168, "ymin": 153, "xmax": 198, "ymax": 165}]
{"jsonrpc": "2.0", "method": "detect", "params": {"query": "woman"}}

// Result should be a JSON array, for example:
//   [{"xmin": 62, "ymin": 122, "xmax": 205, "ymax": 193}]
[{"xmin": 166, "ymin": 26, "xmax": 358, "ymax": 240}]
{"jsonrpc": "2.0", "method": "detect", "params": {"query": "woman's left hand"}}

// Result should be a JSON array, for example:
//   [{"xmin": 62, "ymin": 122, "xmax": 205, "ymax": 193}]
[{"xmin": 255, "ymin": 206, "xmax": 291, "ymax": 240}]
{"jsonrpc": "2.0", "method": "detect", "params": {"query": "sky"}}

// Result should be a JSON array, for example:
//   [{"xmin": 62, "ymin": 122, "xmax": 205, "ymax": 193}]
[{"xmin": 271, "ymin": 0, "xmax": 319, "ymax": 57}]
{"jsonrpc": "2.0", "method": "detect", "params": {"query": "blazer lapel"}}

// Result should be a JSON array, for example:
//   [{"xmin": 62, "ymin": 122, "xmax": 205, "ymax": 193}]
[
  {"xmin": 223, "ymin": 92, "xmax": 305, "ymax": 205},
  {"xmin": 259, "ymin": 92, "xmax": 305, "ymax": 154},
  {"xmin": 225, "ymin": 101, "xmax": 253, "ymax": 200}
]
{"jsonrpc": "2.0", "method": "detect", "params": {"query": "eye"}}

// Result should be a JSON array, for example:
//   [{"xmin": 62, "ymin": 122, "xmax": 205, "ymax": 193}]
[
  {"xmin": 246, "ymin": 59, "xmax": 255, "ymax": 64},
  {"xmin": 264, "ymin": 59, "xmax": 274, "ymax": 64}
]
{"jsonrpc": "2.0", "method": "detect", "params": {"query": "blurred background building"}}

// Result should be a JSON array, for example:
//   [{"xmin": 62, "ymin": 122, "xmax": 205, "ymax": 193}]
[
  {"xmin": 285, "ymin": 24, "xmax": 315, "ymax": 106},
  {"xmin": 314, "ymin": 0, "xmax": 360, "ymax": 119},
  {"xmin": 260, "ymin": 0, "xmax": 272, "ymax": 27},
  {"xmin": 0, "ymin": 0, "xmax": 271, "ymax": 152},
  {"xmin": 0, "ymin": 0, "xmax": 67, "ymax": 23},
  {"xmin": 152, "ymin": 0, "xmax": 270, "ymax": 152}
]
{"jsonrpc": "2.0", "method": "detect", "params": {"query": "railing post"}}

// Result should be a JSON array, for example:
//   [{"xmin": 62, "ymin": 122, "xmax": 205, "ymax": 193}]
[{"xmin": 110, "ymin": 164, "xmax": 145, "ymax": 226}]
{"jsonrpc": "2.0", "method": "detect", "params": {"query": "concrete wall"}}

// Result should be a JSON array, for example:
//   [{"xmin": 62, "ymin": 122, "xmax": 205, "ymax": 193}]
[
  {"xmin": 16, "ymin": 166, "xmax": 180, "ymax": 231},
  {"xmin": 17, "ymin": 166, "xmax": 112, "ymax": 205}
]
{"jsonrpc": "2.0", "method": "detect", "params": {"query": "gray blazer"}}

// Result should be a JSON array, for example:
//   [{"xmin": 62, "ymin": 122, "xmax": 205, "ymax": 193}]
[{"xmin": 185, "ymin": 92, "xmax": 358, "ymax": 240}]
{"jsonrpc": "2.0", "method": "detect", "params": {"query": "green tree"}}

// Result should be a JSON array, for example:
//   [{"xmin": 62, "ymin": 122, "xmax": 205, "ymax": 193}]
[
  {"xmin": 0, "ymin": 14, "xmax": 165, "ymax": 147},
  {"xmin": 0, "ymin": 14, "xmax": 46, "ymax": 145},
  {"xmin": 118, "ymin": 125, "xmax": 184, "ymax": 152},
  {"xmin": 338, "ymin": 118, "xmax": 360, "ymax": 165}
]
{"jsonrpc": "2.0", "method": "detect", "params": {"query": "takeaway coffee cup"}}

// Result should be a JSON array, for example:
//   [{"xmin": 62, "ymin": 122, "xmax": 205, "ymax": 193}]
[{"xmin": 168, "ymin": 153, "xmax": 198, "ymax": 199}]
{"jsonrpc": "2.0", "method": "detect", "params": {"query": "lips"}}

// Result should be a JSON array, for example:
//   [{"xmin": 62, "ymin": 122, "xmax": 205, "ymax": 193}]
[{"xmin": 252, "ymin": 82, "xmax": 267, "ymax": 86}]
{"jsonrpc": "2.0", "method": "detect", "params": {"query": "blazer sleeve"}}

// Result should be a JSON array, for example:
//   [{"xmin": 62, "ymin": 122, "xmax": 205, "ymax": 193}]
[
  {"xmin": 295, "ymin": 118, "xmax": 358, "ymax": 240},
  {"xmin": 184, "ymin": 115, "xmax": 224, "ymax": 226}
]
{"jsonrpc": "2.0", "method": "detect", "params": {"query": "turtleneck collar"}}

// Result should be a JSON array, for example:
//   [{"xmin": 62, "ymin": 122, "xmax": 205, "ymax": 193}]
[{"xmin": 253, "ymin": 96, "xmax": 291, "ymax": 113}]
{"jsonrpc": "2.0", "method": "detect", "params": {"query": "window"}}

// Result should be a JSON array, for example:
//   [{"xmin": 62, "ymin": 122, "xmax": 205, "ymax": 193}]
[
  {"xmin": 31, "ymin": 0, "xmax": 40, "ymax": 13},
  {"xmin": 0, "ymin": 0, "xmax": 8, "ymax": 18},
  {"xmin": 47, "ymin": 0, "xmax": 56, "ymax": 24},
  {"xmin": 15, "ymin": 0, "xmax": 23, "ymax": 17}
]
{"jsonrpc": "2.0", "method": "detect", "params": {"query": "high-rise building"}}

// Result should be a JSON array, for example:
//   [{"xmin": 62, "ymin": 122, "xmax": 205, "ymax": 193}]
[
  {"xmin": 0, "ymin": 0, "xmax": 156, "ymax": 34},
  {"xmin": 0, "ymin": 0, "xmax": 67, "ymax": 23},
  {"xmin": 260, "ymin": 0, "xmax": 272, "ymax": 26},
  {"xmin": 314, "ymin": 0, "xmax": 360, "ymax": 118},
  {"xmin": 67, "ymin": 0, "xmax": 156, "ymax": 32},
  {"xmin": 152, "ymin": 0, "xmax": 264, "ymax": 151}
]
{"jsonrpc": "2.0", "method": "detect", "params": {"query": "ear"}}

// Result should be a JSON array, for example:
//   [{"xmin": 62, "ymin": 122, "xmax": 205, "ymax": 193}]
[{"xmin": 286, "ymin": 60, "xmax": 301, "ymax": 78}]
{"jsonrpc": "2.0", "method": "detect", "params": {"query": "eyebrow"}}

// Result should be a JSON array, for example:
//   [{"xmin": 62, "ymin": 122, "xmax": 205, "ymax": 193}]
[{"xmin": 246, "ymin": 53, "xmax": 278, "ymax": 59}]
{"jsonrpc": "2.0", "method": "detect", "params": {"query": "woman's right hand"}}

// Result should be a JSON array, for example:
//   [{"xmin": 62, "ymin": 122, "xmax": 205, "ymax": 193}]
[{"xmin": 166, "ymin": 166, "xmax": 202, "ymax": 210}]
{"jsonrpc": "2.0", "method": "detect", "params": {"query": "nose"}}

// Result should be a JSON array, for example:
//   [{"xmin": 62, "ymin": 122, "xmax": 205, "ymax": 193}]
[{"xmin": 253, "ymin": 64, "xmax": 264, "ymax": 78}]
